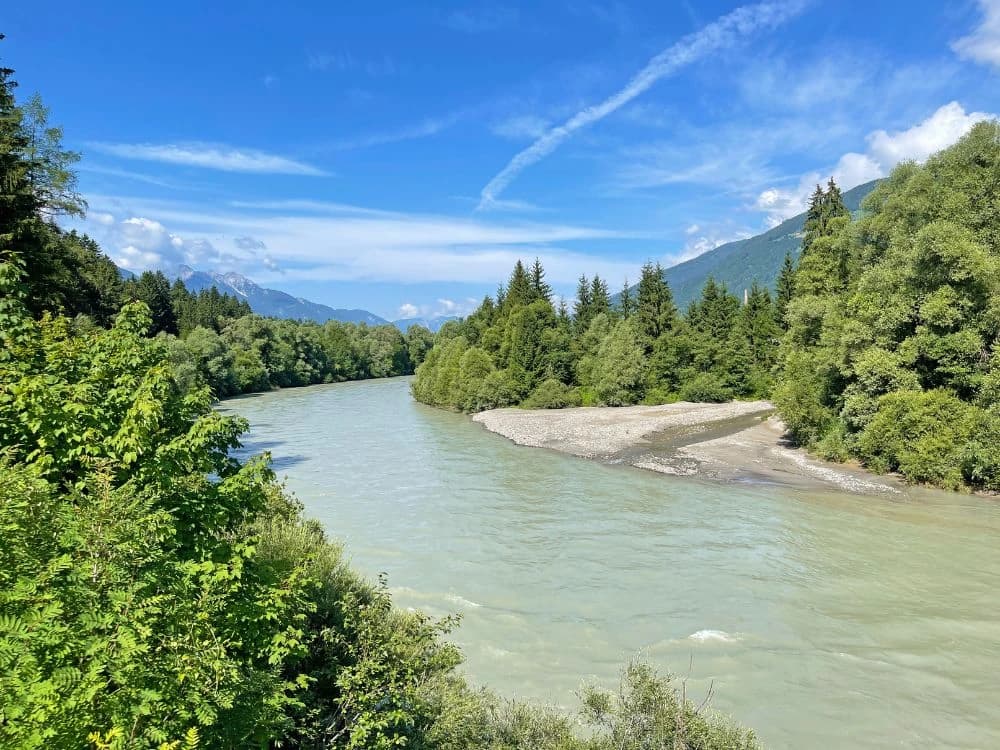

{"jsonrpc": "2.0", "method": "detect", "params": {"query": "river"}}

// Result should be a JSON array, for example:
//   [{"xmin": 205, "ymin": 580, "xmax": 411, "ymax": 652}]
[{"xmin": 220, "ymin": 377, "xmax": 1000, "ymax": 749}]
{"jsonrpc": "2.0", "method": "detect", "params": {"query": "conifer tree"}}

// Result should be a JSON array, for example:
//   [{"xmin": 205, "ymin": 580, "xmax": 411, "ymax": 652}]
[
  {"xmin": 590, "ymin": 275, "xmax": 611, "ymax": 318},
  {"xmin": 574, "ymin": 274, "xmax": 592, "ymax": 330},
  {"xmin": 504, "ymin": 260, "xmax": 533, "ymax": 309},
  {"xmin": 635, "ymin": 262, "xmax": 676, "ymax": 345},
  {"xmin": 530, "ymin": 257, "xmax": 552, "ymax": 302},
  {"xmin": 619, "ymin": 278, "xmax": 633, "ymax": 319},
  {"xmin": 774, "ymin": 252, "xmax": 796, "ymax": 329}
]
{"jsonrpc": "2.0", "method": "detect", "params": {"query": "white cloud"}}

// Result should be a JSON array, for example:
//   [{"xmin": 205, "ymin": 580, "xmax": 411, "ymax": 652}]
[
  {"xmin": 952, "ymin": 0, "xmax": 1000, "ymax": 70},
  {"xmin": 89, "ymin": 141, "xmax": 328, "ymax": 176},
  {"xmin": 78, "ymin": 212, "xmax": 240, "ymax": 273},
  {"xmin": 477, "ymin": 0, "xmax": 809, "ymax": 208},
  {"xmin": 396, "ymin": 298, "xmax": 480, "ymax": 321},
  {"xmin": 755, "ymin": 101, "xmax": 996, "ymax": 225},
  {"xmin": 671, "ymin": 227, "xmax": 753, "ymax": 265},
  {"xmin": 491, "ymin": 114, "xmax": 551, "ymax": 140}
]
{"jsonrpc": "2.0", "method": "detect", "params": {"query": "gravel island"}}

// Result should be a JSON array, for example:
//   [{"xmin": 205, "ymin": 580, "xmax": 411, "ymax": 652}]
[{"xmin": 473, "ymin": 401, "xmax": 900, "ymax": 495}]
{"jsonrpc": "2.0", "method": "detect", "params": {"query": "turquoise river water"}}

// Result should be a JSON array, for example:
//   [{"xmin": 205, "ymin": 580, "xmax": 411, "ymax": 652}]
[{"xmin": 220, "ymin": 377, "xmax": 1000, "ymax": 749}]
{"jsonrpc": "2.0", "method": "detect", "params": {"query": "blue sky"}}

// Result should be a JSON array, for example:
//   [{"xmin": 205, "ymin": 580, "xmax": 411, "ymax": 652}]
[{"xmin": 4, "ymin": 0, "xmax": 999, "ymax": 320}]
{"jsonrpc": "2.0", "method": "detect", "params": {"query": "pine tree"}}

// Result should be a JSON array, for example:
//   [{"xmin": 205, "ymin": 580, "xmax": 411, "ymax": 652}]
[
  {"xmin": 530, "ymin": 257, "xmax": 552, "ymax": 302},
  {"xmin": 504, "ymin": 260, "xmax": 533, "ymax": 310},
  {"xmin": 774, "ymin": 252, "xmax": 795, "ymax": 329},
  {"xmin": 619, "ymin": 278, "xmax": 633, "ymax": 319},
  {"xmin": 590, "ymin": 275, "xmax": 611, "ymax": 318},
  {"xmin": 635, "ymin": 262, "xmax": 676, "ymax": 345},
  {"xmin": 125, "ymin": 270, "xmax": 177, "ymax": 335},
  {"xmin": 574, "ymin": 274, "xmax": 592, "ymax": 330}
]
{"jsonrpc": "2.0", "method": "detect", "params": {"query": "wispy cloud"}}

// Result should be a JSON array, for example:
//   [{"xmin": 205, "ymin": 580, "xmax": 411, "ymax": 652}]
[
  {"xmin": 78, "ymin": 193, "xmax": 643, "ymax": 285},
  {"xmin": 89, "ymin": 141, "xmax": 328, "ymax": 176},
  {"xmin": 325, "ymin": 113, "xmax": 462, "ymax": 151},
  {"xmin": 491, "ymin": 114, "xmax": 551, "ymax": 140},
  {"xmin": 476, "ymin": 0, "xmax": 810, "ymax": 209},
  {"xmin": 307, "ymin": 51, "xmax": 397, "ymax": 76},
  {"xmin": 952, "ymin": 0, "xmax": 1000, "ymax": 70}
]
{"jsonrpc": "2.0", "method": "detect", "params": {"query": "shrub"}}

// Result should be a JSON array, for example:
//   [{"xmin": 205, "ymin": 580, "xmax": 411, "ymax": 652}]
[
  {"xmin": 522, "ymin": 379, "xmax": 582, "ymax": 409},
  {"xmin": 856, "ymin": 389, "xmax": 977, "ymax": 488},
  {"xmin": 677, "ymin": 372, "xmax": 733, "ymax": 403}
]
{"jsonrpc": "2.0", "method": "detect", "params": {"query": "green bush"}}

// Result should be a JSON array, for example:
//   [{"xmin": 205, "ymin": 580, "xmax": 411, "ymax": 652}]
[
  {"xmin": 522, "ymin": 379, "xmax": 581, "ymax": 409},
  {"xmin": 677, "ymin": 372, "xmax": 733, "ymax": 403},
  {"xmin": 856, "ymin": 390, "xmax": 977, "ymax": 488}
]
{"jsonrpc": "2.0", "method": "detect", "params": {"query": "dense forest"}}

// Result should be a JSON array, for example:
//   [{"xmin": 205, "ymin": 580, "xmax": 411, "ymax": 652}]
[
  {"xmin": 413, "ymin": 125, "xmax": 1000, "ymax": 492},
  {"xmin": 0, "ymin": 43, "xmax": 760, "ymax": 748},
  {"xmin": 413, "ymin": 259, "xmax": 780, "ymax": 411}
]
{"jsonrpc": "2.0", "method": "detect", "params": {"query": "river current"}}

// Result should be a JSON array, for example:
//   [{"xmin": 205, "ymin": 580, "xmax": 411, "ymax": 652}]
[{"xmin": 220, "ymin": 377, "xmax": 1000, "ymax": 749}]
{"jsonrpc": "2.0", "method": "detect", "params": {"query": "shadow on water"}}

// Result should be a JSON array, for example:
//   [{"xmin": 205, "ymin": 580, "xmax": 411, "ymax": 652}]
[{"xmin": 270, "ymin": 454, "xmax": 309, "ymax": 471}]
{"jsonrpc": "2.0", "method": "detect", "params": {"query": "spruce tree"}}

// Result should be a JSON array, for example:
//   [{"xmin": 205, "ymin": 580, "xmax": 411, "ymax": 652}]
[
  {"xmin": 635, "ymin": 262, "xmax": 676, "ymax": 345},
  {"xmin": 619, "ymin": 278, "xmax": 633, "ymax": 319},
  {"xmin": 590, "ymin": 275, "xmax": 611, "ymax": 318},
  {"xmin": 574, "ymin": 274, "xmax": 592, "ymax": 330},
  {"xmin": 530, "ymin": 257, "xmax": 552, "ymax": 302},
  {"xmin": 774, "ymin": 252, "xmax": 795, "ymax": 329},
  {"xmin": 504, "ymin": 260, "xmax": 533, "ymax": 310}
]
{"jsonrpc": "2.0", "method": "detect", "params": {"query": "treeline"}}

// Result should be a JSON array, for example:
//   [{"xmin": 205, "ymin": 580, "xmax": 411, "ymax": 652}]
[
  {"xmin": 165, "ymin": 315, "xmax": 433, "ymax": 399},
  {"xmin": 116, "ymin": 270, "xmax": 434, "ymax": 399},
  {"xmin": 774, "ymin": 122, "xmax": 1000, "ymax": 491},
  {"xmin": 413, "ymin": 258, "xmax": 780, "ymax": 411},
  {"xmin": 413, "ymin": 124, "xmax": 1000, "ymax": 492},
  {"xmin": 0, "ymin": 46, "xmax": 760, "ymax": 748}
]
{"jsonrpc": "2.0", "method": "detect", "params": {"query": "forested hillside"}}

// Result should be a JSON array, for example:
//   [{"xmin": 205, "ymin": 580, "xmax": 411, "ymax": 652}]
[
  {"xmin": 413, "ymin": 125, "xmax": 1000, "ymax": 492},
  {"xmin": 0, "ymin": 44, "xmax": 760, "ymax": 748},
  {"xmin": 621, "ymin": 179, "xmax": 879, "ymax": 309}
]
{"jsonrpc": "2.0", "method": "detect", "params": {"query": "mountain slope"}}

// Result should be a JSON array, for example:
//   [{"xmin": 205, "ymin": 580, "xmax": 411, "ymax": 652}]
[
  {"xmin": 635, "ymin": 179, "xmax": 880, "ymax": 309},
  {"xmin": 173, "ymin": 266, "xmax": 388, "ymax": 325}
]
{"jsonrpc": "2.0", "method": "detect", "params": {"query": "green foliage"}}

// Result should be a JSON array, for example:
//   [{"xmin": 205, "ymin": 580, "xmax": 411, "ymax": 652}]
[
  {"xmin": 522, "ymin": 378, "xmax": 581, "ymax": 409},
  {"xmin": 413, "ymin": 259, "xmax": 779, "ymax": 413},
  {"xmin": 594, "ymin": 320, "xmax": 646, "ymax": 406},
  {"xmin": 776, "ymin": 122, "xmax": 1000, "ymax": 490},
  {"xmin": 580, "ymin": 661, "xmax": 760, "ymax": 750}
]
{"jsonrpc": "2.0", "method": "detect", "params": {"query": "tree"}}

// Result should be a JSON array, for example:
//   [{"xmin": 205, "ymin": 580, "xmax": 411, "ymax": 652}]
[
  {"xmin": 634, "ymin": 262, "xmax": 676, "ymax": 345},
  {"xmin": 619, "ymin": 278, "xmax": 633, "ymax": 319},
  {"xmin": 594, "ymin": 320, "xmax": 646, "ymax": 406},
  {"xmin": 774, "ymin": 252, "xmax": 795, "ymax": 328},
  {"xmin": 590, "ymin": 275, "xmax": 611, "ymax": 319},
  {"xmin": 504, "ymin": 260, "xmax": 533, "ymax": 310},
  {"xmin": 573, "ymin": 274, "xmax": 592, "ymax": 331},
  {"xmin": 530, "ymin": 257, "xmax": 552, "ymax": 302},
  {"xmin": 125, "ymin": 270, "xmax": 177, "ymax": 335}
]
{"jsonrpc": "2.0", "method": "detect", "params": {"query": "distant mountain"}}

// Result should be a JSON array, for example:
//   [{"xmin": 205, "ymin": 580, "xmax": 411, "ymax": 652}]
[
  {"xmin": 623, "ymin": 179, "xmax": 881, "ymax": 309},
  {"xmin": 392, "ymin": 316, "xmax": 459, "ymax": 333},
  {"xmin": 171, "ymin": 266, "xmax": 388, "ymax": 325}
]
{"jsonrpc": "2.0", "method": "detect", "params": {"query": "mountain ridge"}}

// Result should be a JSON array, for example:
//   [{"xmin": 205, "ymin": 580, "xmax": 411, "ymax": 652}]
[{"xmin": 171, "ymin": 265, "xmax": 389, "ymax": 325}]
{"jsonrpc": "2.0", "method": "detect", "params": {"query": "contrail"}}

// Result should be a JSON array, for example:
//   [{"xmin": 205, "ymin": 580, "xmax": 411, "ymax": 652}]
[{"xmin": 477, "ymin": 0, "xmax": 810, "ymax": 210}]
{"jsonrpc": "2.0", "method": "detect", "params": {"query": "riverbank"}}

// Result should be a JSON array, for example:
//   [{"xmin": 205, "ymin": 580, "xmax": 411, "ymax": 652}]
[{"xmin": 473, "ymin": 401, "xmax": 901, "ymax": 495}]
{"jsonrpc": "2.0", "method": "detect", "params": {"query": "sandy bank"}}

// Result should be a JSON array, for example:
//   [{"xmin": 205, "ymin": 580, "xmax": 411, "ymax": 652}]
[{"xmin": 473, "ymin": 401, "xmax": 900, "ymax": 495}]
